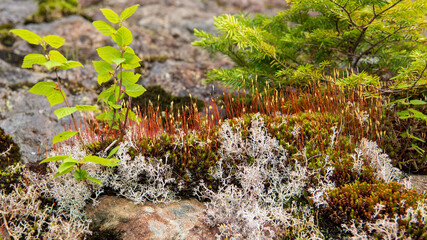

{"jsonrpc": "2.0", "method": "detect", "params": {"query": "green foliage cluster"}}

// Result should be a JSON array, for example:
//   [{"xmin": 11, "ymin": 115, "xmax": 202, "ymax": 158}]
[
  {"xmin": 0, "ymin": 127, "xmax": 21, "ymax": 171},
  {"xmin": 193, "ymin": 0, "xmax": 427, "ymax": 92},
  {"xmin": 323, "ymin": 181, "xmax": 426, "ymax": 238},
  {"xmin": 28, "ymin": 0, "xmax": 80, "ymax": 23}
]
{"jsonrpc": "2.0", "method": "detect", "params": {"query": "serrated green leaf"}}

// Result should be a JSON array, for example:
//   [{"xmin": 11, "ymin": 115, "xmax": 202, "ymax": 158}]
[
  {"xmin": 43, "ymin": 35, "xmax": 65, "ymax": 49},
  {"xmin": 83, "ymin": 156, "xmax": 120, "ymax": 166},
  {"xmin": 29, "ymin": 82, "xmax": 56, "ymax": 95},
  {"xmin": 93, "ymin": 61, "xmax": 113, "ymax": 74},
  {"xmin": 60, "ymin": 61, "xmax": 84, "ymax": 70},
  {"xmin": 97, "ymin": 73, "xmax": 114, "ymax": 85},
  {"xmin": 107, "ymin": 101, "xmax": 122, "ymax": 109},
  {"xmin": 93, "ymin": 20, "xmax": 116, "ymax": 36},
  {"xmin": 57, "ymin": 161, "xmax": 77, "ymax": 173},
  {"xmin": 53, "ymin": 131, "xmax": 79, "ymax": 144},
  {"xmin": 96, "ymin": 46, "xmax": 125, "ymax": 65},
  {"xmin": 46, "ymin": 89, "xmax": 65, "ymax": 106},
  {"xmin": 120, "ymin": 4, "xmax": 139, "ymax": 20},
  {"xmin": 122, "ymin": 71, "xmax": 141, "ymax": 84},
  {"xmin": 113, "ymin": 26, "xmax": 133, "ymax": 47},
  {"xmin": 107, "ymin": 146, "xmax": 120, "ymax": 158},
  {"xmin": 87, "ymin": 176, "xmax": 101, "ymax": 185},
  {"xmin": 100, "ymin": 8, "xmax": 120, "ymax": 23},
  {"xmin": 74, "ymin": 169, "xmax": 88, "ymax": 181},
  {"xmin": 76, "ymin": 105, "xmax": 98, "ymax": 111},
  {"xmin": 22, "ymin": 54, "xmax": 47, "ymax": 68},
  {"xmin": 125, "ymin": 84, "xmax": 146, "ymax": 97},
  {"xmin": 54, "ymin": 107, "xmax": 77, "ymax": 119},
  {"xmin": 49, "ymin": 50, "xmax": 67, "ymax": 63},
  {"xmin": 53, "ymin": 164, "xmax": 74, "ymax": 178},
  {"xmin": 10, "ymin": 29, "xmax": 42, "ymax": 45},
  {"xmin": 122, "ymin": 52, "xmax": 141, "ymax": 69},
  {"xmin": 40, "ymin": 155, "xmax": 70, "ymax": 164}
]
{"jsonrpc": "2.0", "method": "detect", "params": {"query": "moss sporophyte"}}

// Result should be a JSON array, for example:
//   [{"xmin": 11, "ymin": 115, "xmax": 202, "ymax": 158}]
[{"xmin": 10, "ymin": 4, "xmax": 145, "ymax": 185}]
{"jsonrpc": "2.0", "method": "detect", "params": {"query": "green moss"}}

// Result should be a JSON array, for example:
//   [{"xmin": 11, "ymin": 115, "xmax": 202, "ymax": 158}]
[
  {"xmin": 321, "ymin": 181, "xmax": 426, "ymax": 238},
  {"xmin": 0, "ymin": 127, "xmax": 21, "ymax": 171},
  {"xmin": 26, "ymin": 0, "xmax": 80, "ymax": 23}
]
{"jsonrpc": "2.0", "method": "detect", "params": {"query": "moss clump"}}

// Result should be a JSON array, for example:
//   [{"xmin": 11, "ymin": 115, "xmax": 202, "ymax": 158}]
[
  {"xmin": 0, "ymin": 127, "xmax": 21, "ymax": 171},
  {"xmin": 26, "ymin": 0, "xmax": 80, "ymax": 23},
  {"xmin": 0, "ymin": 163, "xmax": 24, "ymax": 194},
  {"xmin": 321, "ymin": 181, "xmax": 426, "ymax": 238},
  {"xmin": 131, "ymin": 85, "xmax": 205, "ymax": 114}
]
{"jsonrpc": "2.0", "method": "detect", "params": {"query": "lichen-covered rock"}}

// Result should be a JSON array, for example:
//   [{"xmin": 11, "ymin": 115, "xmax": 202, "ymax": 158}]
[{"xmin": 85, "ymin": 196, "xmax": 217, "ymax": 240}]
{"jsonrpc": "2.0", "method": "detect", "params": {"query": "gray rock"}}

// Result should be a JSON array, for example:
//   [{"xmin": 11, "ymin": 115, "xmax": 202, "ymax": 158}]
[
  {"xmin": 86, "ymin": 196, "xmax": 218, "ymax": 240},
  {"xmin": 0, "ymin": 0, "xmax": 37, "ymax": 26}
]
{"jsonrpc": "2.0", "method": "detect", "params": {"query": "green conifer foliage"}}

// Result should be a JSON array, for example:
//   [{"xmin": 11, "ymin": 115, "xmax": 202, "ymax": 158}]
[{"xmin": 193, "ymin": 0, "xmax": 427, "ymax": 91}]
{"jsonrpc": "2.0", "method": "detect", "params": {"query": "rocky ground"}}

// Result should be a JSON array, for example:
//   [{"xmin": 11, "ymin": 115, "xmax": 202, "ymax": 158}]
[{"xmin": 0, "ymin": 0, "xmax": 287, "ymax": 163}]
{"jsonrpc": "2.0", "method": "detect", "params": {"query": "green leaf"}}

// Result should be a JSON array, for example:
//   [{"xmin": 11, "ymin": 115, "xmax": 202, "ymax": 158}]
[
  {"xmin": 100, "ymin": 8, "xmax": 120, "ymax": 23},
  {"xmin": 54, "ymin": 107, "xmax": 77, "ymax": 119},
  {"xmin": 76, "ymin": 105, "xmax": 98, "ymax": 111},
  {"xmin": 10, "ymin": 29, "xmax": 42, "ymax": 45},
  {"xmin": 125, "ymin": 84, "xmax": 146, "ymax": 97},
  {"xmin": 410, "ymin": 99, "xmax": 427, "ymax": 105},
  {"xmin": 96, "ymin": 46, "xmax": 125, "ymax": 65},
  {"xmin": 53, "ymin": 164, "xmax": 75, "ymax": 178},
  {"xmin": 53, "ymin": 131, "xmax": 79, "ymax": 144},
  {"xmin": 43, "ymin": 61, "xmax": 63, "ymax": 70},
  {"xmin": 29, "ymin": 81, "xmax": 65, "ymax": 106},
  {"xmin": 49, "ymin": 50, "xmax": 67, "ymax": 63},
  {"xmin": 74, "ymin": 169, "xmax": 88, "ymax": 181},
  {"xmin": 87, "ymin": 176, "xmax": 101, "ymax": 185},
  {"xmin": 93, "ymin": 20, "xmax": 116, "ymax": 36},
  {"xmin": 112, "ymin": 26, "xmax": 133, "ymax": 47},
  {"xmin": 83, "ymin": 156, "xmax": 120, "ymax": 167},
  {"xmin": 46, "ymin": 89, "xmax": 65, "ymax": 106},
  {"xmin": 57, "ymin": 161, "xmax": 77, "ymax": 174},
  {"xmin": 97, "ymin": 73, "xmax": 114, "ymax": 85},
  {"xmin": 120, "ymin": 4, "xmax": 139, "ymax": 21},
  {"xmin": 22, "ymin": 54, "xmax": 47, "ymax": 68},
  {"xmin": 107, "ymin": 146, "xmax": 120, "ymax": 158},
  {"xmin": 97, "ymin": 86, "xmax": 115, "ymax": 102},
  {"xmin": 412, "ymin": 144, "xmax": 426, "ymax": 155},
  {"xmin": 40, "ymin": 155, "xmax": 70, "ymax": 164},
  {"xmin": 43, "ymin": 35, "xmax": 65, "ymax": 49},
  {"xmin": 29, "ymin": 82, "xmax": 56, "ymax": 95},
  {"xmin": 96, "ymin": 110, "xmax": 118, "ymax": 121},
  {"xmin": 122, "ymin": 71, "xmax": 140, "ymax": 84},
  {"xmin": 60, "ymin": 61, "xmax": 84, "ymax": 70},
  {"xmin": 93, "ymin": 61, "xmax": 113, "ymax": 74},
  {"xmin": 122, "ymin": 51, "xmax": 141, "ymax": 69}
]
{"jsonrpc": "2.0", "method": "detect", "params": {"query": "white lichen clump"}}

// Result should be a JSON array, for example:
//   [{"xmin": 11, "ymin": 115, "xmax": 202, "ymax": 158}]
[{"xmin": 196, "ymin": 114, "xmax": 324, "ymax": 239}]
